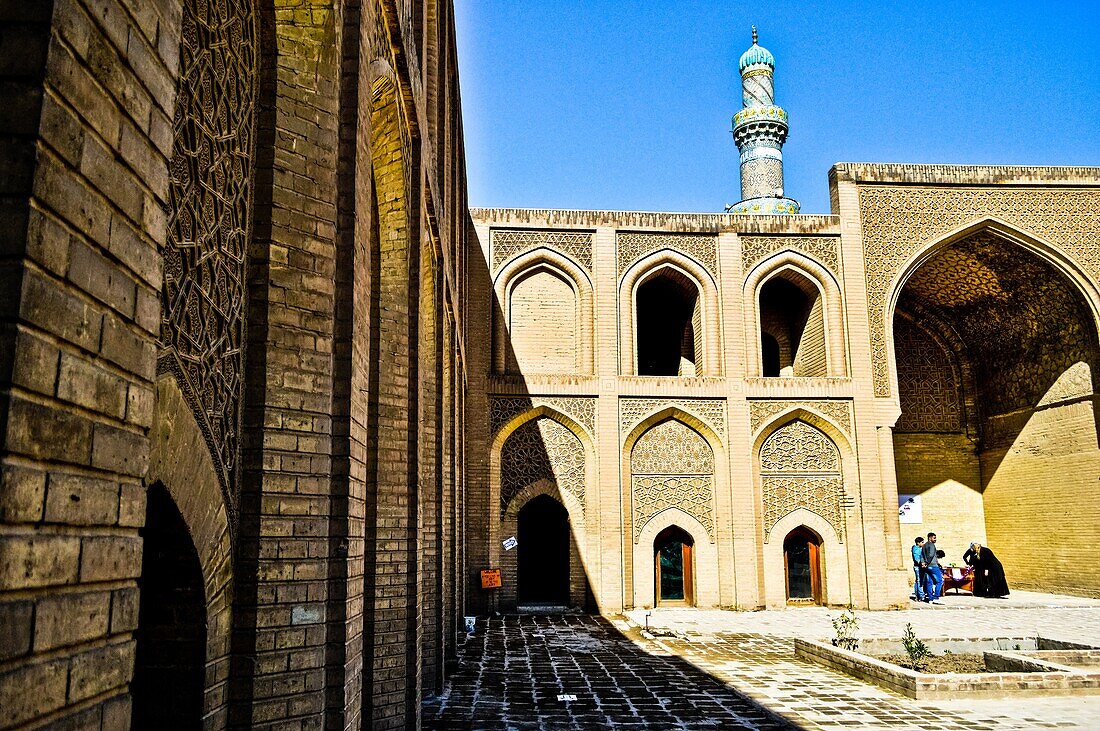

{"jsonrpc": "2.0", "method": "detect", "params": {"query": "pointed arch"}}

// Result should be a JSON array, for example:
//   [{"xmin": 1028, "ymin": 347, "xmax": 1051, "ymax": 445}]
[
  {"xmin": 634, "ymin": 511, "xmax": 718, "ymax": 608},
  {"xmin": 764, "ymin": 509, "xmax": 852, "ymax": 608},
  {"xmin": 745, "ymin": 250, "xmax": 847, "ymax": 377},
  {"xmin": 883, "ymin": 218, "xmax": 1100, "ymax": 400},
  {"xmin": 493, "ymin": 248, "xmax": 595, "ymax": 374},
  {"xmin": 620, "ymin": 250, "xmax": 722, "ymax": 376}
]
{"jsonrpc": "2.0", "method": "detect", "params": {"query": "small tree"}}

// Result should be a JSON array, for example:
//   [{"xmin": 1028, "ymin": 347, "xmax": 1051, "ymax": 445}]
[
  {"xmin": 831, "ymin": 608, "xmax": 859, "ymax": 651},
  {"xmin": 902, "ymin": 623, "xmax": 932, "ymax": 670}
]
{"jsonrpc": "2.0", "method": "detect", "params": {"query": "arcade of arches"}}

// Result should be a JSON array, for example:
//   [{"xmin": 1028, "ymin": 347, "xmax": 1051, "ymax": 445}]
[{"xmin": 3, "ymin": 2, "xmax": 1100, "ymax": 729}]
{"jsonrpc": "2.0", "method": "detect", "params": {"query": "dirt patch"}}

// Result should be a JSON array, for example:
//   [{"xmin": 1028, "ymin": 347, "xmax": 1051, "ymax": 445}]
[{"xmin": 875, "ymin": 653, "xmax": 991, "ymax": 674}]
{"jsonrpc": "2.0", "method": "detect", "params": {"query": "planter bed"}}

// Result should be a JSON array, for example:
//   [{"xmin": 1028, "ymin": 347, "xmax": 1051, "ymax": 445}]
[{"xmin": 794, "ymin": 636, "xmax": 1100, "ymax": 699}]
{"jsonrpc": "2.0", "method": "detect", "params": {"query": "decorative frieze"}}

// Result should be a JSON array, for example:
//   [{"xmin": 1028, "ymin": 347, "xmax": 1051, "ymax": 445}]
[
  {"xmin": 740, "ymin": 235, "xmax": 840, "ymax": 275},
  {"xmin": 749, "ymin": 400, "xmax": 852, "ymax": 435},
  {"xmin": 617, "ymin": 232, "xmax": 718, "ymax": 278},
  {"xmin": 490, "ymin": 396, "xmax": 596, "ymax": 438},
  {"xmin": 620, "ymin": 398, "xmax": 726, "ymax": 440},
  {"xmin": 491, "ymin": 229, "xmax": 593, "ymax": 272}
]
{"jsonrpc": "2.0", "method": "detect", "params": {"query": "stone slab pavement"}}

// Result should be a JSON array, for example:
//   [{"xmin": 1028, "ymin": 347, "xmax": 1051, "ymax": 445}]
[{"xmin": 426, "ymin": 593, "xmax": 1100, "ymax": 729}]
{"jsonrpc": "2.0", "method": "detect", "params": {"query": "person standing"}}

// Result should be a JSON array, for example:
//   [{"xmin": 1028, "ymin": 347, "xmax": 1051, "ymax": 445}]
[
  {"xmin": 911, "ymin": 537, "xmax": 926, "ymax": 602},
  {"xmin": 963, "ymin": 542, "xmax": 1011, "ymax": 598},
  {"xmin": 921, "ymin": 532, "xmax": 944, "ymax": 604}
]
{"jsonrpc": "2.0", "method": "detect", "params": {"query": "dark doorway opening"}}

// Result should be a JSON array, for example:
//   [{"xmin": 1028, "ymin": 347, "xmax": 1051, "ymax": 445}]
[
  {"xmin": 132, "ymin": 483, "xmax": 206, "ymax": 728},
  {"xmin": 517, "ymin": 495, "xmax": 570, "ymax": 606},
  {"xmin": 759, "ymin": 272, "xmax": 826, "ymax": 377},
  {"xmin": 783, "ymin": 526, "xmax": 822, "ymax": 605},
  {"xmin": 636, "ymin": 270, "xmax": 701, "ymax": 376},
  {"xmin": 654, "ymin": 526, "xmax": 695, "ymax": 606}
]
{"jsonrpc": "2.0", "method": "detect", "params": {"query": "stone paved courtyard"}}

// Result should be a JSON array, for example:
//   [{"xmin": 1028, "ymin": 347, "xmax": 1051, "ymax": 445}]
[{"xmin": 426, "ymin": 593, "xmax": 1100, "ymax": 730}]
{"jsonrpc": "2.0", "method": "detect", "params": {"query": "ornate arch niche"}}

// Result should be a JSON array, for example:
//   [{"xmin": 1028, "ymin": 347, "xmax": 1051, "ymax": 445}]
[
  {"xmin": 494, "ymin": 412, "xmax": 591, "ymax": 609},
  {"xmin": 493, "ymin": 250, "xmax": 594, "ymax": 375},
  {"xmin": 629, "ymin": 418, "xmax": 716, "ymax": 542},
  {"xmin": 757, "ymin": 419, "xmax": 847, "ymax": 543},
  {"xmin": 159, "ymin": 0, "xmax": 259, "ymax": 513},
  {"xmin": 620, "ymin": 252, "xmax": 721, "ymax": 376}
]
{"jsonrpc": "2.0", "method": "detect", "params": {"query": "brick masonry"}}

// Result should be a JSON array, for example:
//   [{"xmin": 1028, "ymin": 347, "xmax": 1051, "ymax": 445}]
[{"xmin": 0, "ymin": 0, "xmax": 469, "ymax": 729}]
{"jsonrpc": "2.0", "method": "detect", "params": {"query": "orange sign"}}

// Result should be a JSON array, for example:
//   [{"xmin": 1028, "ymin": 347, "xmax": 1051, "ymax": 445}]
[{"xmin": 480, "ymin": 568, "xmax": 502, "ymax": 589}]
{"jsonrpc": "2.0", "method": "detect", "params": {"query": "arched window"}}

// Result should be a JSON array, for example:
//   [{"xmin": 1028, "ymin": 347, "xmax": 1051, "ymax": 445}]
[
  {"xmin": 637, "ymin": 269, "xmax": 702, "ymax": 376},
  {"xmin": 758, "ymin": 270, "xmax": 827, "ymax": 377},
  {"xmin": 654, "ymin": 526, "xmax": 695, "ymax": 606}
]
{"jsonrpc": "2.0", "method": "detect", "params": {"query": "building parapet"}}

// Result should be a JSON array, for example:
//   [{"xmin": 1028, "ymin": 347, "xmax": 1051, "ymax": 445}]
[
  {"xmin": 470, "ymin": 208, "xmax": 840, "ymax": 234},
  {"xmin": 830, "ymin": 163, "xmax": 1100, "ymax": 186}
]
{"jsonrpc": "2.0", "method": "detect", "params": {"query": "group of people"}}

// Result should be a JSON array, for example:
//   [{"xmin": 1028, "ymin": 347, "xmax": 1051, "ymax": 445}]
[{"xmin": 910, "ymin": 532, "xmax": 1010, "ymax": 603}]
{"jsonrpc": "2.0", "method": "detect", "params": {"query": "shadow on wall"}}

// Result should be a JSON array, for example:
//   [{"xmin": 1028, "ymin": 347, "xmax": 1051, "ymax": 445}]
[{"xmin": 479, "ymin": 235, "xmax": 599, "ymax": 614}]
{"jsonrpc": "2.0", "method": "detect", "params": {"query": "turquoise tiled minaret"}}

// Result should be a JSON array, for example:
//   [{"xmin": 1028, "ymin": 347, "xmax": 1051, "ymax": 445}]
[{"xmin": 729, "ymin": 27, "xmax": 800, "ymax": 214}]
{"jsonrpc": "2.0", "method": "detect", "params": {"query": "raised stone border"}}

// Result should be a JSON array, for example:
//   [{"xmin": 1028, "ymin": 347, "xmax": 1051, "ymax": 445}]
[{"xmin": 794, "ymin": 637, "xmax": 1100, "ymax": 699}]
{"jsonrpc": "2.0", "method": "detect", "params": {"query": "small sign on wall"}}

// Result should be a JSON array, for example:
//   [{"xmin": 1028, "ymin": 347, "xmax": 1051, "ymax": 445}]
[
  {"xmin": 898, "ymin": 495, "xmax": 923, "ymax": 524},
  {"xmin": 502, "ymin": 536, "xmax": 518, "ymax": 551},
  {"xmin": 481, "ymin": 568, "xmax": 502, "ymax": 589}
]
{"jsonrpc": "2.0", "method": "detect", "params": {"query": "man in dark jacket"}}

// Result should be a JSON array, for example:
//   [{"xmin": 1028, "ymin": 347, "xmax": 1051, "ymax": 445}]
[{"xmin": 921, "ymin": 532, "xmax": 944, "ymax": 604}]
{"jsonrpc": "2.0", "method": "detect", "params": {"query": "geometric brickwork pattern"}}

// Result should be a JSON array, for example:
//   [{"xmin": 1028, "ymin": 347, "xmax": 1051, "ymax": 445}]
[
  {"xmin": 617, "ymin": 232, "xmax": 718, "ymax": 279},
  {"xmin": 491, "ymin": 229, "xmax": 594, "ymax": 272},
  {"xmin": 739, "ymin": 235, "xmax": 841, "ymax": 276},
  {"xmin": 620, "ymin": 398, "xmax": 726, "ymax": 439},
  {"xmin": 489, "ymin": 397, "xmax": 597, "ymax": 439},
  {"xmin": 759, "ymin": 420, "xmax": 846, "ymax": 540},
  {"xmin": 893, "ymin": 317, "xmax": 965, "ymax": 432},
  {"xmin": 896, "ymin": 231, "xmax": 1097, "ymax": 416},
  {"xmin": 159, "ymin": 0, "xmax": 257, "ymax": 510},
  {"xmin": 500, "ymin": 417, "xmax": 586, "ymax": 514},
  {"xmin": 858, "ymin": 185, "xmax": 1100, "ymax": 396},
  {"xmin": 748, "ymin": 400, "xmax": 852, "ymax": 436},
  {"xmin": 631, "ymin": 419, "xmax": 715, "ymax": 541}
]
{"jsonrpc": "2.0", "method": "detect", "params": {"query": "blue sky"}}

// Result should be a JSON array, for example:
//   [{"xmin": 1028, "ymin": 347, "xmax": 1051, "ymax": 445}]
[{"xmin": 453, "ymin": 1, "xmax": 1100, "ymax": 214}]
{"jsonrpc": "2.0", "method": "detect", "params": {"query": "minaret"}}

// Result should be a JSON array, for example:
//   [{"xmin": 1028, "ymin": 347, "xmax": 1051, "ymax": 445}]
[{"xmin": 728, "ymin": 27, "xmax": 800, "ymax": 214}]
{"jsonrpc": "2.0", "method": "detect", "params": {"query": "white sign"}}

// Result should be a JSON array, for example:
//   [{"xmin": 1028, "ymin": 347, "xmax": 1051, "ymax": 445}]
[
  {"xmin": 502, "ymin": 536, "xmax": 518, "ymax": 551},
  {"xmin": 898, "ymin": 495, "xmax": 923, "ymax": 524},
  {"xmin": 557, "ymin": 694, "xmax": 577, "ymax": 702}
]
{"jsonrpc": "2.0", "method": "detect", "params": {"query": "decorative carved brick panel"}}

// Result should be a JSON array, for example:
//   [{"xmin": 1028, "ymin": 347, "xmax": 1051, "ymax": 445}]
[
  {"xmin": 491, "ymin": 229, "xmax": 593, "ymax": 272},
  {"xmin": 159, "ymin": 0, "xmax": 257, "ymax": 511},
  {"xmin": 500, "ymin": 417, "xmax": 586, "ymax": 514},
  {"xmin": 620, "ymin": 398, "xmax": 726, "ymax": 439},
  {"xmin": 740, "ymin": 235, "xmax": 840, "ymax": 275},
  {"xmin": 894, "ymin": 317, "xmax": 964, "ymax": 432},
  {"xmin": 490, "ymin": 397, "xmax": 596, "ymax": 438},
  {"xmin": 617, "ymin": 232, "xmax": 718, "ymax": 279},
  {"xmin": 857, "ymin": 186, "xmax": 1100, "ymax": 396},
  {"xmin": 630, "ymin": 419, "xmax": 715, "ymax": 541},
  {"xmin": 749, "ymin": 400, "xmax": 851, "ymax": 435},
  {"xmin": 759, "ymin": 420, "xmax": 846, "ymax": 540}
]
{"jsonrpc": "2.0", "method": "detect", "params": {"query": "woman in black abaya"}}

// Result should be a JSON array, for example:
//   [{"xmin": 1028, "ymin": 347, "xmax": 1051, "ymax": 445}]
[{"xmin": 963, "ymin": 542, "xmax": 1010, "ymax": 597}]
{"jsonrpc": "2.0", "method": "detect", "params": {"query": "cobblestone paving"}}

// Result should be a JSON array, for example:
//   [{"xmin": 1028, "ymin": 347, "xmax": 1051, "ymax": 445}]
[{"xmin": 423, "ymin": 614, "xmax": 797, "ymax": 730}]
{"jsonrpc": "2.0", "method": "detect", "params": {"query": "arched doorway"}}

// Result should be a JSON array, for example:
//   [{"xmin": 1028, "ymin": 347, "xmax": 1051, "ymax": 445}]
[
  {"xmin": 783, "ymin": 526, "xmax": 823, "ymax": 605},
  {"xmin": 132, "ymin": 483, "xmax": 206, "ymax": 727},
  {"xmin": 517, "ymin": 495, "xmax": 570, "ymax": 606},
  {"xmin": 654, "ymin": 526, "xmax": 695, "ymax": 606}
]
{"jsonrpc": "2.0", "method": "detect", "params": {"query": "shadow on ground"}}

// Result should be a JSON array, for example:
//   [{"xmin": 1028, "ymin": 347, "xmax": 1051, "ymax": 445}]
[{"xmin": 423, "ymin": 614, "xmax": 801, "ymax": 730}]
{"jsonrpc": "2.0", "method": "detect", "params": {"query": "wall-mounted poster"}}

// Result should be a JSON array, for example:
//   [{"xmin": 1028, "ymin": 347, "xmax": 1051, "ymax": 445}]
[{"xmin": 898, "ymin": 495, "xmax": 922, "ymax": 524}]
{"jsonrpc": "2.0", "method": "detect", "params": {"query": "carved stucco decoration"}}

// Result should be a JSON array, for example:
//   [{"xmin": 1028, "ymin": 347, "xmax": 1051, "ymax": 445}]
[
  {"xmin": 617, "ymin": 232, "xmax": 718, "ymax": 279},
  {"xmin": 740, "ymin": 235, "xmax": 841, "ymax": 276},
  {"xmin": 749, "ymin": 400, "xmax": 851, "ymax": 436},
  {"xmin": 490, "ymin": 397, "xmax": 596, "ymax": 438},
  {"xmin": 500, "ymin": 417, "xmax": 585, "ymax": 514},
  {"xmin": 895, "ymin": 231, "xmax": 1097, "ymax": 418},
  {"xmin": 857, "ymin": 186, "xmax": 1100, "ymax": 396},
  {"xmin": 491, "ymin": 229, "xmax": 593, "ymax": 272},
  {"xmin": 620, "ymin": 398, "xmax": 726, "ymax": 440},
  {"xmin": 159, "ymin": 0, "xmax": 257, "ymax": 512},
  {"xmin": 759, "ymin": 420, "xmax": 846, "ymax": 540},
  {"xmin": 631, "ymin": 419, "xmax": 715, "ymax": 541},
  {"xmin": 893, "ymin": 317, "xmax": 965, "ymax": 433}
]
